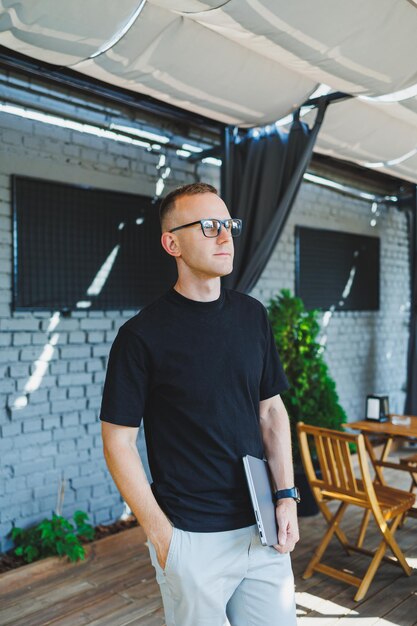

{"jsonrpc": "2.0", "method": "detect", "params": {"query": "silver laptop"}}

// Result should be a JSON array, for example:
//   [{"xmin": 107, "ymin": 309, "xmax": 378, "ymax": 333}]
[{"xmin": 242, "ymin": 454, "xmax": 278, "ymax": 546}]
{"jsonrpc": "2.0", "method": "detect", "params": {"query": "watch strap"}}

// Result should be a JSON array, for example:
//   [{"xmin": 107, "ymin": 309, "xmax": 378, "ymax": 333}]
[{"xmin": 274, "ymin": 487, "xmax": 300, "ymax": 503}]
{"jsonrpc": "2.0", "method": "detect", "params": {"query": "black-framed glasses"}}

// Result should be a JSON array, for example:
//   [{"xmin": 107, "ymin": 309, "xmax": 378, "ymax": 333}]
[{"xmin": 169, "ymin": 218, "xmax": 242, "ymax": 238}]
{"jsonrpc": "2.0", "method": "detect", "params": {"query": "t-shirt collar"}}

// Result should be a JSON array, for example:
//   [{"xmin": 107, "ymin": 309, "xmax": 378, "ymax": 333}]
[{"xmin": 166, "ymin": 286, "xmax": 225, "ymax": 312}]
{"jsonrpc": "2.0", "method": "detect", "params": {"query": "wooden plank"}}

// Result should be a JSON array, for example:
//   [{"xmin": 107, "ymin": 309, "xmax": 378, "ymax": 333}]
[
  {"xmin": 69, "ymin": 596, "xmax": 163, "ymax": 626},
  {"xmin": 4, "ymin": 561, "xmax": 155, "ymax": 626},
  {"xmin": 341, "ymin": 441, "xmax": 357, "ymax": 493},
  {"xmin": 316, "ymin": 435, "xmax": 331, "ymax": 484},
  {"xmin": 323, "ymin": 437, "xmax": 339, "ymax": 486},
  {"xmin": 44, "ymin": 594, "xmax": 133, "ymax": 626},
  {"xmin": 373, "ymin": 592, "xmax": 417, "ymax": 626},
  {"xmin": 334, "ymin": 570, "xmax": 417, "ymax": 626},
  {"xmin": 1, "ymin": 581, "xmax": 94, "ymax": 625},
  {"xmin": 0, "ymin": 550, "xmax": 147, "ymax": 611}
]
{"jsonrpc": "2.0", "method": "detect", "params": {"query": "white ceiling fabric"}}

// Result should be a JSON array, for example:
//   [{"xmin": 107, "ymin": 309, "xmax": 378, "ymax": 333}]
[{"xmin": 1, "ymin": 0, "xmax": 417, "ymax": 181}]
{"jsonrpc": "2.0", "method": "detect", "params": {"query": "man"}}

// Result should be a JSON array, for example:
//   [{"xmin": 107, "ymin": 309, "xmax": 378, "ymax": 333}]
[{"xmin": 100, "ymin": 182, "xmax": 299, "ymax": 625}]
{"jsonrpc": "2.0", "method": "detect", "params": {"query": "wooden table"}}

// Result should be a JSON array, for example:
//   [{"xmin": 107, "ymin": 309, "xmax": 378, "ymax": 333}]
[{"xmin": 346, "ymin": 414, "xmax": 417, "ymax": 517}]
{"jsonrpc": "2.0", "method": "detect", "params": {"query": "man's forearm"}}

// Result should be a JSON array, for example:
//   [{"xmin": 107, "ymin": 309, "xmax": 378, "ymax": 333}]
[
  {"xmin": 103, "ymin": 440, "xmax": 170, "ymax": 543},
  {"xmin": 259, "ymin": 405, "xmax": 294, "ymax": 490}
]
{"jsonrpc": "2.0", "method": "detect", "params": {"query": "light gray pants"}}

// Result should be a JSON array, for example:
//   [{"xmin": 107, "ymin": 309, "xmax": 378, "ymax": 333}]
[{"xmin": 146, "ymin": 522, "xmax": 297, "ymax": 626}]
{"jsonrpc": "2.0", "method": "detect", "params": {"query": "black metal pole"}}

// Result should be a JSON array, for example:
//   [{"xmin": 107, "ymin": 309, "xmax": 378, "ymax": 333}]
[
  {"xmin": 221, "ymin": 125, "xmax": 232, "ymax": 208},
  {"xmin": 404, "ymin": 185, "xmax": 417, "ymax": 414}
]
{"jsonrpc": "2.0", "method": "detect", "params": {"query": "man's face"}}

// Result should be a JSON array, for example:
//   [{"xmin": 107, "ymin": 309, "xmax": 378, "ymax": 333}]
[{"xmin": 166, "ymin": 192, "xmax": 235, "ymax": 278}]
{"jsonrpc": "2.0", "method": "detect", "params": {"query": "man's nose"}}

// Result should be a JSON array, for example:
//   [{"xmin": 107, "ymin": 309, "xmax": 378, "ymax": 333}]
[{"xmin": 217, "ymin": 222, "xmax": 232, "ymax": 243}]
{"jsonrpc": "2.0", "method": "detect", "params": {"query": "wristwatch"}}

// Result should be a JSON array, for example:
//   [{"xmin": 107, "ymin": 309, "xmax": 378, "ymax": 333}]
[{"xmin": 274, "ymin": 487, "xmax": 301, "ymax": 504}]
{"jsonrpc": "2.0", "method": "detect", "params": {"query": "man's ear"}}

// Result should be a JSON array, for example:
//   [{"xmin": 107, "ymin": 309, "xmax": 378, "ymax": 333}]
[{"xmin": 161, "ymin": 232, "xmax": 181, "ymax": 257}]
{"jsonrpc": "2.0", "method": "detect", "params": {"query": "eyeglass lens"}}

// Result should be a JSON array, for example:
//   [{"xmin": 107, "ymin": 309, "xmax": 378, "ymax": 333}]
[{"xmin": 201, "ymin": 219, "xmax": 241, "ymax": 237}]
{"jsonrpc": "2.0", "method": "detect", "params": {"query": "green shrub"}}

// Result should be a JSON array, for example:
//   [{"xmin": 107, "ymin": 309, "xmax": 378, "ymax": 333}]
[
  {"xmin": 267, "ymin": 289, "xmax": 347, "ymax": 465},
  {"xmin": 11, "ymin": 510, "xmax": 95, "ymax": 563}
]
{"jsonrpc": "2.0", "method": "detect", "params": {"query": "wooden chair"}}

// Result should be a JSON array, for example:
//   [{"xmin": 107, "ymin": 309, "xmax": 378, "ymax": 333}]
[
  {"xmin": 297, "ymin": 422, "xmax": 415, "ymax": 601},
  {"xmin": 397, "ymin": 452, "xmax": 417, "ymax": 522},
  {"xmin": 399, "ymin": 452, "xmax": 417, "ymax": 493}
]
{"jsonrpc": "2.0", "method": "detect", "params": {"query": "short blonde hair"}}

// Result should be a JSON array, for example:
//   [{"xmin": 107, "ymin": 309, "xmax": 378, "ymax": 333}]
[{"xmin": 159, "ymin": 182, "xmax": 218, "ymax": 230}]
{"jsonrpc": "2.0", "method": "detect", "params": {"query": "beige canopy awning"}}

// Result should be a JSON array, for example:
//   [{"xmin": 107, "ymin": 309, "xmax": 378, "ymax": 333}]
[{"xmin": 1, "ymin": 0, "xmax": 417, "ymax": 182}]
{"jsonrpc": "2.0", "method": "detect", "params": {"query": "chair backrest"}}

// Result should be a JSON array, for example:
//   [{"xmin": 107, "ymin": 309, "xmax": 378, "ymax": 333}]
[{"xmin": 297, "ymin": 423, "xmax": 376, "ymax": 507}]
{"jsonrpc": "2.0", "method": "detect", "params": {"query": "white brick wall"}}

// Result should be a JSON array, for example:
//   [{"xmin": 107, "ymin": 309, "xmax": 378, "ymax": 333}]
[
  {"xmin": 251, "ymin": 182, "xmax": 410, "ymax": 422},
  {"xmin": 0, "ymin": 72, "xmax": 411, "ymax": 552},
  {"xmin": 0, "ymin": 76, "xmax": 220, "ymax": 551}
]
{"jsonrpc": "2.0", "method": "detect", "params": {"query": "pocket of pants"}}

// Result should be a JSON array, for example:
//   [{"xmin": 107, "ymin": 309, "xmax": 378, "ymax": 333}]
[{"xmin": 162, "ymin": 526, "xmax": 178, "ymax": 574}]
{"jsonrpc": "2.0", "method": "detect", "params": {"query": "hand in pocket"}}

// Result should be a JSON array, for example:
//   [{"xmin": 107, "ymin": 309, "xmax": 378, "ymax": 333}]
[{"xmin": 156, "ymin": 524, "xmax": 174, "ymax": 570}]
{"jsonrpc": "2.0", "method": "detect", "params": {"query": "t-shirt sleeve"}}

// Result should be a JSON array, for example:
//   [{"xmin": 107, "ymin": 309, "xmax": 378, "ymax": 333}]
[
  {"xmin": 99, "ymin": 327, "xmax": 150, "ymax": 427},
  {"xmin": 259, "ymin": 309, "xmax": 290, "ymax": 401}
]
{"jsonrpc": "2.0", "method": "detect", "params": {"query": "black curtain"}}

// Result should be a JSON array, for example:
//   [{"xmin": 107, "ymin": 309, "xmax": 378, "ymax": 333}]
[
  {"xmin": 404, "ymin": 186, "xmax": 417, "ymax": 414},
  {"xmin": 222, "ymin": 99, "xmax": 328, "ymax": 293}
]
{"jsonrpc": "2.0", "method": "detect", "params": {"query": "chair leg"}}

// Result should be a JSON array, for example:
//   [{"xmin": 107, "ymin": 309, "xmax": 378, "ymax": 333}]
[
  {"xmin": 303, "ymin": 501, "xmax": 348, "ymax": 579},
  {"xmin": 354, "ymin": 514, "xmax": 412, "ymax": 602},
  {"xmin": 379, "ymin": 515, "xmax": 412, "ymax": 576},
  {"xmin": 399, "ymin": 472, "xmax": 417, "ymax": 526},
  {"xmin": 356, "ymin": 510, "xmax": 371, "ymax": 548},
  {"xmin": 354, "ymin": 532, "xmax": 389, "ymax": 601},
  {"xmin": 319, "ymin": 501, "xmax": 351, "ymax": 554}
]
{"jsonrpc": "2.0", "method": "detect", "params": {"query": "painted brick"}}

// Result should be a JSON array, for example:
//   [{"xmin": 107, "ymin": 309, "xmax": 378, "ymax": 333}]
[
  {"xmin": 68, "ymin": 386, "xmax": 85, "ymax": 398},
  {"xmin": 87, "ymin": 359, "xmax": 104, "ymax": 374},
  {"xmin": 68, "ymin": 331, "xmax": 86, "ymax": 343},
  {"xmin": 0, "ymin": 378, "xmax": 15, "ymax": 393},
  {"xmin": 92, "ymin": 345, "xmax": 110, "ymax": 357},
  {"xmin": 80, "ymin": 410, "xmax": 98, "ymax": 424},
  {"xmin": 50, "ymin": 361, "xmax": 68, "ymax": 374},
  {"xmin": 21, "ymin": 445, "xmax": 39, "ymax": 461},
  {"xmin": 80, "ymin": 319, "xmax": 112, "ymax": 331},
  {"xmin": 68, "ymin": 360, "xmax": 86, "ymax": 373},
  {"xmin": 13, "ymin": 458, "xmax": 54, "ymax": 477},
  {"xmin": 57, "ymin": 373, "xmax": 92, "ymax": 387},
  {"xmin": 0, "ymin": 318, "xmax": 40, "ymax": 331},
  {"xmin": 0, "ymin": 421, "xmax": 22, "ymax": 437},
  {"xmin": 20, "ymin": 347, "xmax": 57, "ymax": 362},
  {"xmin": 60, "ymin": 346, "xmax": 91, "ymax": 359},
  {"xmin": 18, "ymin": 430, "xmax": 52, "ymax": 447},
  {"xmin": 52, "ymin": 426, "xmax": 80, "ymax": 441},
  {"xmin": 40, "ymin": 443, "xmax": 58, "ymax": 457},
  {"xmin": 30, "ymin": 389, "xmax": 49, "ymax": 404},
  {"xmin": 26, "ymin": 472, "xmax": 48, "ymax": 489},
  {"xmin": 77, "ymin": 435, "xmax": 94, "ymax": 451},
  {"xmin": 62, "ymin": 412, "xmax": 79, "ymax": 427},
  {"xmin": 0, "ymin": 348, "xmax": 19, "ymax": 363},
  {"xmin": 87, "ymin": 331, "xmax": 105, "ymax": 343},
  {"xmin": 51, "ymin": 398, "xmax": 87, "ymax": 413},
  {"xmin": 21, "ymin": 416, "xmax": 43, "ymax": 433},
  {"xmin": 58, "ymin": 440, "xmax": 76, "ymax": 454},
  {"xmin": 87, "ymin": 396, "xmax": 101, "ymax": 410},
  {"xmin": 10, "ymin": 364, "xmax": 30, "ymax": 377},
  {"xmin": 48, "ymin": 387, "xmax": 67, "ymax": 401},
  {"xmin": 42, "ymin": 415, "xmax": 61, "ymax": 430},
  {"xmin": 93, "ymin": 371, "xmax": 105, "ymax": 384},
  {"xmin": 10, "ymin": 402, "xmax": 51, "ymax": 420},
  {"xmin": 41, "ymin": 318, "xmax": 79, "ymax": 332}
]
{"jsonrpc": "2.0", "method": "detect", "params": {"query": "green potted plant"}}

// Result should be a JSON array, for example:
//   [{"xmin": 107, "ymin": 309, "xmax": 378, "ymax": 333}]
[{"xmin": 266, "ymin": 289, "xmax": 347, "ymax": 515}]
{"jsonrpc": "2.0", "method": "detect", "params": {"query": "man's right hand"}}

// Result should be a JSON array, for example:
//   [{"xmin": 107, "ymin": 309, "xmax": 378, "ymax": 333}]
[{"xmin": 153, "ymin": 523, "xmax": 174, "ymax": 571}]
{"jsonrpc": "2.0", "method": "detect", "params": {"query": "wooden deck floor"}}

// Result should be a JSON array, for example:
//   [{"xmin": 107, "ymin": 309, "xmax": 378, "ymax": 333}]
[{"xmin": 1, "ymin": 467, "xmax": 416, "ymax": 626}]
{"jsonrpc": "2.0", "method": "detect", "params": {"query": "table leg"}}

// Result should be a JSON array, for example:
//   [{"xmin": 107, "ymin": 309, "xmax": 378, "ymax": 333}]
[{"xmin": 363, "ymin": 435, "xmax": 389, "ymax": 485}]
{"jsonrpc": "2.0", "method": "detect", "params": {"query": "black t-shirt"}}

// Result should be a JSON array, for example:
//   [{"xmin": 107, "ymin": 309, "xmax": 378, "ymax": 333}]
[{"xmin": 99, "ymin": 287, "xmax": 289, "ymax": 532}]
